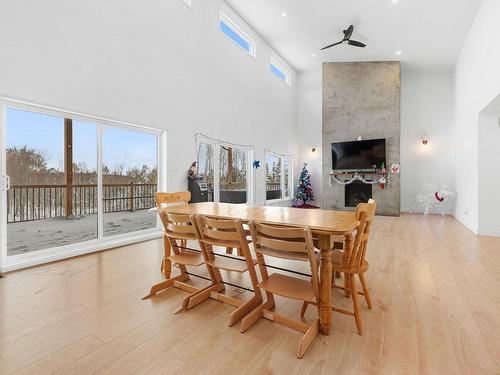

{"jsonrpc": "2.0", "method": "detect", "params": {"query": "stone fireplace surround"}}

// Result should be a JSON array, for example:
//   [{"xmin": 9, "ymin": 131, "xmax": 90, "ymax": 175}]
[{"xmin": 322, "ymin": 62, "xmax": 401, "ymax": 217}]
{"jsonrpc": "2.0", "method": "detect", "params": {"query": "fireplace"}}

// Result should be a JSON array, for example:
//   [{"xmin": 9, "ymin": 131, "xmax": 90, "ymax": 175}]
[{"xmin": 345, "ymin": 182, "xmax": 372, "ymax": 208}]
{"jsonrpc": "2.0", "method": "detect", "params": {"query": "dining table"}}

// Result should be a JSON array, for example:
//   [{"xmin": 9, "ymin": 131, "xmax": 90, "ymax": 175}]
[{"xmin": 152, "ymin": 202, "xmax": 357, "ymax": 335}]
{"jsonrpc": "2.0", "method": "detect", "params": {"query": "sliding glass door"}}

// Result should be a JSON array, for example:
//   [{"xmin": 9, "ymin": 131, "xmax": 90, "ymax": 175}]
[
  {"xmin": 4, "ymin": 109, "xmax": 98, "ymax": 256},
  {"xmin": 0, "ymin": 102, "xmax": 164, "ymax": 269},
  {"xmin": 102, "ymin": 127, "xmax": 158, "ymax": 237},
  {"xmin": 195, "ymin": 135, "xmax": 253, "ymax": 205}
]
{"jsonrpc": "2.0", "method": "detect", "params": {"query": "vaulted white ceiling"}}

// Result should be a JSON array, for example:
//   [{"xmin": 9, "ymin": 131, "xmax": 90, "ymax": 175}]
[{"xmin": 226, "ymin": 0, "xmax": 481, "ymax": 72}]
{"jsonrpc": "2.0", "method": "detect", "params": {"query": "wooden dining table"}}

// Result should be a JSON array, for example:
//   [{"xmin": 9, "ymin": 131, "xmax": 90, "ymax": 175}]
[{"xmin": 155, "ymin": 202, "xmax": 357, "ymax": 335}]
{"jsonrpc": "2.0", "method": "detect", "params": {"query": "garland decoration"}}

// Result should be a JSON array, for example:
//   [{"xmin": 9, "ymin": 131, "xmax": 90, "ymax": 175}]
[{"xmin": 329, "ymin": 173, "xmax": 389, "ymax": 186}]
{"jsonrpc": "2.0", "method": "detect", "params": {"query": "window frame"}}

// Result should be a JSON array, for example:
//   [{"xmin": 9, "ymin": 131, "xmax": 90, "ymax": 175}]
[
  {"xmin": 0, "ymin": 97, "xmax": 167, "ymax": 272},
  {"xmin": 195, "ymin": 134, "xmax": 254, "ymax": 205},
  {"xmin": 218, "ymin": 11, "xmax": 256, "ymax": 58},
  {"xmin": 269, "ymin": 57, "xmax": 291, "ymax": 86},
  {"xmin": 265, "ymin": 150, "xmax": 293, "ymax": 203}
]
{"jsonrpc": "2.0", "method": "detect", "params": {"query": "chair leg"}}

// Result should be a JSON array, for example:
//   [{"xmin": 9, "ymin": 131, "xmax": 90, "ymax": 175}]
[
  {"xmin": 240, "ymin": 298, "xmax": 274, "ymax": 333},
  {"xmin": 301, "ymin": 301, "xmax": 309, "ymax": 317},
  {"xmin": 350, "ymin": 275, "xmax": 363, "ymax": 335},
  {"xmin": 297, "ymin": 318, "xmax": 319, "ymax": 359},
  {"xmin": 162, "ymin": 234, "xmax": 172, "ymax": 279},
  {"xmin": 229, "ymin": 296, "xmax": 261, "ymax": 327},
  {"xmin": 358, "ymin": 273, "xmax": 372, "ymax": 309},
  {"xmin": 344, "ymin": 273, "xmax": 351, "ymax": 298}
]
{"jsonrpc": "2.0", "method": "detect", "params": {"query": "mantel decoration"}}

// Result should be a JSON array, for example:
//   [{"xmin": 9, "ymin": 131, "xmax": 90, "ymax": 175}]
[
  {"xmin": 329, "ymin": 171, "xmax": 390, "ymax": 190},
  {"xmin": 329, "ymin": 162, "xmax": 400, "ymax": 190}
]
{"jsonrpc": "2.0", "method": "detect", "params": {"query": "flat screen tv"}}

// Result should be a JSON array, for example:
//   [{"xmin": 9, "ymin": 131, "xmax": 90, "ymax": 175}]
[{"xmin": 331, "ymin": 138, "xmax": 386, "ymax": 171}]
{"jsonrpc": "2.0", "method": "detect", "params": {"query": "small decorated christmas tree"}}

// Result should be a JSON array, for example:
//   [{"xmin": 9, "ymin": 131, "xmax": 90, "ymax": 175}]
[{"xmin": 295, "ymin": 163, "xmax": 315, "ymax": 206}]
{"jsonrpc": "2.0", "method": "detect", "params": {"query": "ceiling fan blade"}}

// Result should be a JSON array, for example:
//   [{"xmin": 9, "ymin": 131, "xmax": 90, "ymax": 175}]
[
  {"xmin": 344, "ymin": 25, "xmax": 354, "ymax": 40},
  {"xmin": 320, "ymin": 41, "xmax": 343, "ymax": 50},
  {"xmin": 348, "ymin": 40, "xmax": 366, "ymax": 48}
]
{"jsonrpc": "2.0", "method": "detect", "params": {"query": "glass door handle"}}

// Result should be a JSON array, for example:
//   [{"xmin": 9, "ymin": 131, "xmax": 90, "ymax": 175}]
[{"xmin": 1, "ymin": 175, "xmax": 10, "ymax": 191}]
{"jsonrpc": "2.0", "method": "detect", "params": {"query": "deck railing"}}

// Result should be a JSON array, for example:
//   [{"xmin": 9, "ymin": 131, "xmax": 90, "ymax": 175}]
[{"xmin": 7, "ymin": 183, "xmax": 157, "ymax": 223}]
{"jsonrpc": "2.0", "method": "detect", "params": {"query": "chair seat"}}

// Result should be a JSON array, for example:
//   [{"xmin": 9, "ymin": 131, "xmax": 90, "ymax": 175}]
[
  {"xmin": 331, "ymin": 252, "xmax": 369, "ymax": 274},
  {"xmin": 206, "ymin": 257, "xmax": 254, "ymax": 273},
  {"xmin": 168, "ymin": 251, "xmax": 205, "ymax": 266},
  {"xmin": 257, "ymin": 273, "xmax": 316, "ymax": 303},
  {"xmin": 256, "ymin": 246, "xmax": 309, "ymax": 262}
]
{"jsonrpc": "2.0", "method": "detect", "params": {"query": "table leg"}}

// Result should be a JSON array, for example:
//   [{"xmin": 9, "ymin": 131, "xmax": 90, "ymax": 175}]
[
  {"xmin": 162, "ymin": 234, "xmax": 172, "ymax": 279},
  {"xmin": 318, "ymin": 234, "xmax": 333, "ymax": 335}
]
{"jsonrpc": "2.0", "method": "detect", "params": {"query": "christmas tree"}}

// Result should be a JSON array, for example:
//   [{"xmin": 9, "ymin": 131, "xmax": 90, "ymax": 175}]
[{"xmin": 295, "ymin": 163, "xmax": 314, "ymax": 205}]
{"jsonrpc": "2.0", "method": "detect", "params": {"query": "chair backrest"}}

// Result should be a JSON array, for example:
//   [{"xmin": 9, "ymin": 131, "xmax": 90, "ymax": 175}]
[
  {"xmin": 159, "ymin": 210, "xmax": 197, "ymax": 241},
  {"xmin": 354, "ymin": 199, "xmax": 377, "ymax": 221},
  {"xmin": 155, "ymin": 191, "xmax": 191, "ymax": 207},
  {"xmin": 194, "ymin": 215, "xmax": 247, "ymax": 249},
  {"xmin": 349, "ymin": 200, "xmax": 377, "ymax": 269},
  {"xmin": 249, "ymin": 222, "xmax": 319, "ymax": 300}
]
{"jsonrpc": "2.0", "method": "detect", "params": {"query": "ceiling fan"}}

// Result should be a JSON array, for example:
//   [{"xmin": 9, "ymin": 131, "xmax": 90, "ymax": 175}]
[{"xmin": 321, "ymin": 25, "xmax": 366, "ymax": 50}]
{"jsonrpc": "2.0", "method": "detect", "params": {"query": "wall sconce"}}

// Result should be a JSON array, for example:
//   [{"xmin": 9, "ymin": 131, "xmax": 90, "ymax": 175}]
[{"xmin": 422, "ymin": 133, "xmax": 428, "ymax": 145}]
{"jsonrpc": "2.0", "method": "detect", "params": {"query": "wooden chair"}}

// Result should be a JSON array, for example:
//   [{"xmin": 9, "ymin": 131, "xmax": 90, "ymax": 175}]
[
  {"xmin": 303, "ymin": 201, "xmax": 376, "ymax": 335},
  {"xmin": 191, "ymin": 215, "xmax": 262, "ymax": 327},
  {"xmin": 155, "ymin": 191, "xmax": 191, "ymax": 277},
  {"xmin": 142, "ymin": 211, "xmax": 213, "ymax": 314},
  {"xmin": 241, "ymin": 222, "xmax": 320, "ymax": 359},
  {"xmin": 340, "ymin": 199, "xmax": 377, "ymax": 297}
]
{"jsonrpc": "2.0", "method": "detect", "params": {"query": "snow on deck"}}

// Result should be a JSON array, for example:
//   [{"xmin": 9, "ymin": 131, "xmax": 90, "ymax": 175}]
[{"xmin": 7, "ymin": 210, "xmax": 158, "ymax": 256}]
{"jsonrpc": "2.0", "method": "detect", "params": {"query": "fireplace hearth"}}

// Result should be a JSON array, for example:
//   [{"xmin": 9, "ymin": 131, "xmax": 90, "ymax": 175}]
[{"xmin": 345, "ymin": 182, "xmax": 372, "ymax": 208}]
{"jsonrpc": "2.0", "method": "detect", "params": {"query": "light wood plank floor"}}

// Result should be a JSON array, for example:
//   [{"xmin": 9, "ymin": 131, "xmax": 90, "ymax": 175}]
[{"xmin": 1, "ymin": 214, "xmax": 499, "ymax": 374}]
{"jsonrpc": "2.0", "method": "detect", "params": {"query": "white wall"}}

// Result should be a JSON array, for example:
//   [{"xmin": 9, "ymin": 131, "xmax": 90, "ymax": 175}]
[
  {"xmin": 296, "ymin": 71, "xmax": 322, "ymax": 206},
  {"xmin": 478, "ymin": 96, "xmax": 500, "ymax": 236},
  {"xmin": 297, "ymin": 68, "xmax": 455, "ymax": 211},
  {"xmin": 454, "ymin": 0, "xmax": 500, "ymax": 233},
  {"xmin": 0, "ymin": 0, "xmax": 297, "ymax": 205},
  {"xmin": 400, "ymin": 71, "xmax": 455, "ymax": 213}
]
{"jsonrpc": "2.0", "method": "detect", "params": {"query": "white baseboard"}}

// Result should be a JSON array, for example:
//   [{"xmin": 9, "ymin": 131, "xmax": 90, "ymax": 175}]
[{"xmin": 476, "ymin": 229, "xmax": 500, "ymax": 237}]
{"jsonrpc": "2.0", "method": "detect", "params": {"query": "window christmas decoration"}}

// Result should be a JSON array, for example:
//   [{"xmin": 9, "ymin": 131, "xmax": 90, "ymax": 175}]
[{"xmin": 294, "ymin": 163, "xmax": 315, "ymax": 207}]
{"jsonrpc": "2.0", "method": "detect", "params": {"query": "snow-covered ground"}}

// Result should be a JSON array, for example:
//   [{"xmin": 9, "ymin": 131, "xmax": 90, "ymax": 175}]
[{"xmin": 7, "ymin": 210, "xmax": 158, "ymax": 256}]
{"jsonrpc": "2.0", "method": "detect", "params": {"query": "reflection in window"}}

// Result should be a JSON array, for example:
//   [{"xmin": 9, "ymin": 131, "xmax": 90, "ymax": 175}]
[
  {"xmin": 197, "ymin": 142, "xmax": 214, "ymax": 201},
  {"xmin": 220, "ymin": 146, "xmax": 247, "ymax": 204},
  {"xmin": 266, "ymin": 153, "xmax": 282, "ymax": 200}
]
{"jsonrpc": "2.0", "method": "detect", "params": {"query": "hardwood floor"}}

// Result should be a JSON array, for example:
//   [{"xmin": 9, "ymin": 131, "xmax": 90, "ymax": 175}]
[{"xmin": 1, "ymin": 214, "xmax": 499, "ymax": 374}]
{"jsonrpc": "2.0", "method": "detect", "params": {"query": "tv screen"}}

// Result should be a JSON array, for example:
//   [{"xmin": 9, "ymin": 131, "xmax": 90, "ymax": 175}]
[{"xmin": 331, "ymin": 138, "xmax": 386, "ymax": 171}]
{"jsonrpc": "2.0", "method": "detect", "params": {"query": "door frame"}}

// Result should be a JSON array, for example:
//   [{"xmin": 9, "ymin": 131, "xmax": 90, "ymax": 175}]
[
  {"xmin": 0, "ymin": 104, "xmax": 7, "ymax": 273},
  {"xmin": 0, "ymin": 97, "xmax": 167, "ymax": 272}
]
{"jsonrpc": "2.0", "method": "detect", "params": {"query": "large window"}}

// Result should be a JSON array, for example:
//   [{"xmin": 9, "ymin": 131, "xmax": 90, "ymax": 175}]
[
  {"xmin": 196, "ymin": 134, "xmax": 253, "ymax": 204},
  {"xmin": 266, "ymin": 151, "xmax": 293, "ymax": 201},
  {"xmin": 219, "ymin": 11, "xmax": 255, "ymax": 57},
  {"xmin": 0, "ymin": 102, "xmax": 165, "ymax": 268}
]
